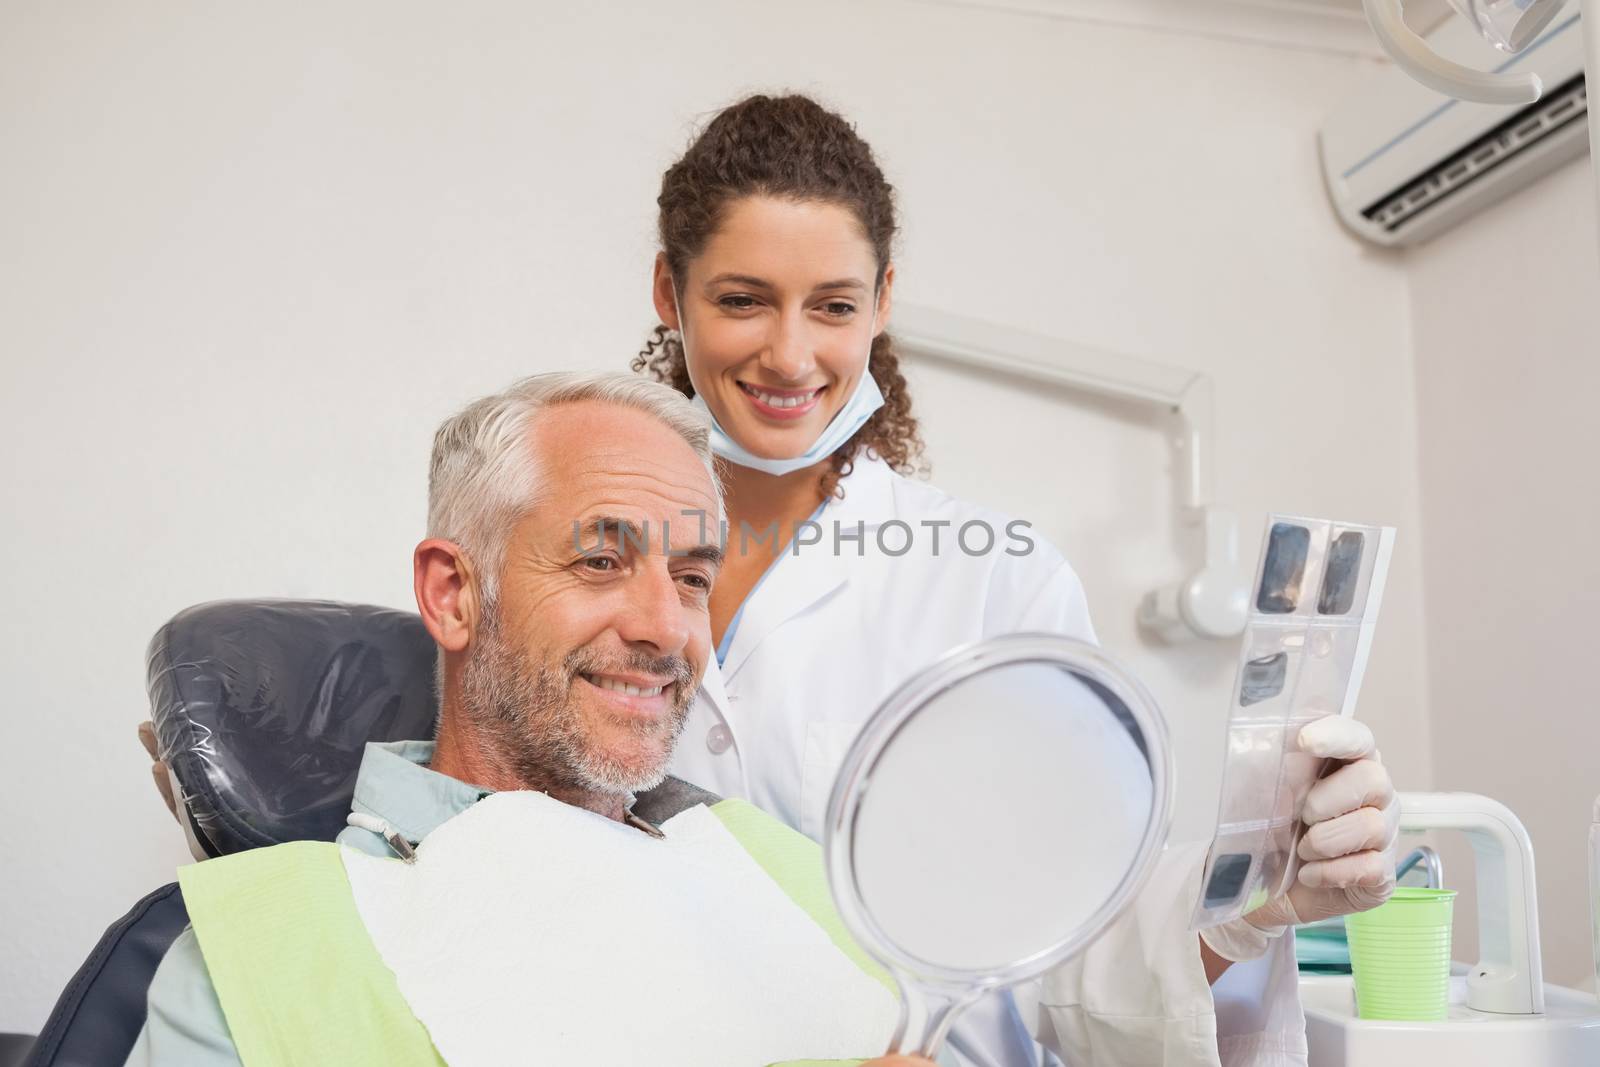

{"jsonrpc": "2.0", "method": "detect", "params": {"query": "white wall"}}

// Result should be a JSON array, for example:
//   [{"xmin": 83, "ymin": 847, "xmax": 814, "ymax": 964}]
[
  {"xmin": 1405, "ymin": 155, "xmax": 1600, "ymax": 989},
  {"xmin": 0, "ymin": 0, "xmax": 1432, "ymax": 1031}
]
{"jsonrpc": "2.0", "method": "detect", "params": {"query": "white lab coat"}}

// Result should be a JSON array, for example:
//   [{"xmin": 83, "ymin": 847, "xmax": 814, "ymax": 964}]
[{"xmin": 669, "ymin": 454, "xmax": 1306, "ymax": 1067}]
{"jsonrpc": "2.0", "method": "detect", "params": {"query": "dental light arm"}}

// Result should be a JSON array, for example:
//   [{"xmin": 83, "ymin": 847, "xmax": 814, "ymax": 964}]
[
  {"xmin": 892, "ymin": 304, "xmax": 1247, "ymax": 642},
  {"xmin": 1361, "ymin": 0, "xmax": 1544, "ymax": 105}
]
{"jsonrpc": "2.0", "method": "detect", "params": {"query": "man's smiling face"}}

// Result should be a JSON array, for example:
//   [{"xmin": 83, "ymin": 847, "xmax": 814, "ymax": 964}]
[{"xmin": 459, "ymin": 399, "xmax": 723, "ymax": 796}]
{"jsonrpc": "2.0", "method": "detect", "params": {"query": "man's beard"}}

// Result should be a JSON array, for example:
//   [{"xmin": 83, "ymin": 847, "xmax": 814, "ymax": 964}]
[{"xmin": 458, "ymin": 608, "xmax": 697, "ymax": 796}]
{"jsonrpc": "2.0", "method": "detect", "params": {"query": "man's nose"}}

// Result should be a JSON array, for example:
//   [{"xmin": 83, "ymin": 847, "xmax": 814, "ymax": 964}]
[
  {"xmin": 616, "ymin": 565, "xmax": 690, "ymax": 657},
  {"xmin": 759, "ymin": 309, "xmax": 817, "ymax": 383}
]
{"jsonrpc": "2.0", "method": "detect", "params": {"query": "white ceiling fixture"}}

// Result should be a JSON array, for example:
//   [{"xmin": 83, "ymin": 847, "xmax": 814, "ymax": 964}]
[{"xmin": 918, "ymin": 0, "xmax": 1454, "ymax": 57}]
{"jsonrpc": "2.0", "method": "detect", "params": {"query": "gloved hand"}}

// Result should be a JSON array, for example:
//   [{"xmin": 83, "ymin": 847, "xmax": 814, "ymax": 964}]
[{"xmin": 1201, "ymin": 716, "xmax": 1398, "ymax": 961}]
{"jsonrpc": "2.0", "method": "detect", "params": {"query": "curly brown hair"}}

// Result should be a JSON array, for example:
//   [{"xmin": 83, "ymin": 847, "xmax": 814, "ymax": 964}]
[{"xmin": 632, "ymin": 93, "xmax": 923, "ymax": 497}]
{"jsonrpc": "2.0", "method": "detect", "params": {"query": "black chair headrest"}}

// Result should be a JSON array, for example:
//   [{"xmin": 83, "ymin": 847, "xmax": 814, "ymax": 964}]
[{"xmin": 147, "ymin": 599, "xmax": 438, "ymax": 856}]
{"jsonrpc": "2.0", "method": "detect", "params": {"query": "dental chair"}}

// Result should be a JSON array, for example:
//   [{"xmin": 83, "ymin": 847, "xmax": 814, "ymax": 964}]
[{"xmin": 26, "ymin": 599, "xmax": 716, "ymax": 1067}]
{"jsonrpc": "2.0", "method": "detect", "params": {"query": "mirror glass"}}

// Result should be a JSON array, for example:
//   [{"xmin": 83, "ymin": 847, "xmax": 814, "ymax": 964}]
[{"xmin": 826, "ymin": 635, "xmax": 1171, "ymax": 1055}]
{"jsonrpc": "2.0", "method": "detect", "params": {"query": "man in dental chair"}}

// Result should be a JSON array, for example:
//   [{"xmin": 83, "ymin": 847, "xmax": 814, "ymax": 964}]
[
  {"xmin": 129, "ymin": 370, "xmax": 934, "ymax": 1067},
  {"xmin": 130, "ymin": 370, "xmax": 1399, "ymax": 1067}
]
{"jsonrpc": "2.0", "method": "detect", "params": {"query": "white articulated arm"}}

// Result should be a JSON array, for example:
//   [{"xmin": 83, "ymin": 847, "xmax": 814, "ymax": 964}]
[{"xmin": 1361, "ymin": 0, "xmax": 1544, "ymax": 104}]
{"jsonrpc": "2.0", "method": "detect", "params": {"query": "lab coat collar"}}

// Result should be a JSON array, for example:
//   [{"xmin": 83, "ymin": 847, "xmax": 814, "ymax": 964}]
[
  {"xmin": 718, "ymin": 452, "xmax": 901, "ymax": 682},
  {"xmin": 825, "ymin": 450, "xmax": 899, "ymax": 532},
  {"xmin": 697, "ymin": 655, "xmax": 736, "ymax": 730}
]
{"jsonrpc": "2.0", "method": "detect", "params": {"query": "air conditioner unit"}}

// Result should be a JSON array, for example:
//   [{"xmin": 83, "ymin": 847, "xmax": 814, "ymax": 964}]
[{"xmin": 1319, "ymin": 12, "xmax": 1588, "ymax": 247}]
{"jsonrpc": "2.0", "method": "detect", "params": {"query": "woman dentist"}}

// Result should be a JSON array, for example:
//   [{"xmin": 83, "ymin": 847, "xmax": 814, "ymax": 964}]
[{"xmin": 637, "ymin": 94, "xmax": 1398, "ymax": 1067}]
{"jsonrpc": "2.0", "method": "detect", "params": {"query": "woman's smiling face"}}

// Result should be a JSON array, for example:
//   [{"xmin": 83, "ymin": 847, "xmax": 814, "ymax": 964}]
[{"xmin": 654, "ymin": 195, "xmax": 892, "ymax": 463}]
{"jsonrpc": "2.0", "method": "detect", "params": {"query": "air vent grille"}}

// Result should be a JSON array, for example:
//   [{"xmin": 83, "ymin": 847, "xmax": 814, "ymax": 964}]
[{"xmin": 1364, "ymin": 74, "xmax": 1587, "ymax": 233}]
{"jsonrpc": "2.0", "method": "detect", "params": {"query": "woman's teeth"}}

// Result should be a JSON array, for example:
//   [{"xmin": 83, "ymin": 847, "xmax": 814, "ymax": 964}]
[
  {"xmin": 585, "ymin": 675, "xmax": 665, "ymax": 698},
  {"xmin": 746, "ymin": 386, "xmax": 818, "ymax": 408}
]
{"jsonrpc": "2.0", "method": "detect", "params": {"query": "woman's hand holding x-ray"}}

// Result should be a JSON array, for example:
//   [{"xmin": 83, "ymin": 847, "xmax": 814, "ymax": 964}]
[
  {"xmin": 1247, "ymin": 716, "xmax": 1399, "ymax": 929},
  {"xmin": 1202, "ymin": 715, "xmax": 1398, "ymax": 964}
]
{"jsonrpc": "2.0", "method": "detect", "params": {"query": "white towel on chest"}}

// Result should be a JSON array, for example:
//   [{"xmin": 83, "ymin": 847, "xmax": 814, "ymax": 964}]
[{"xmin": 343, "ymin": 791, "xmax": 899, "ymax": 1067}]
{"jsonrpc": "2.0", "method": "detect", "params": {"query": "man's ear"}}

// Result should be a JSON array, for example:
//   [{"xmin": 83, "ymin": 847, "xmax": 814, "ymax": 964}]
[
  {"xmin": 651, "ymin": 253, "xmax": 681, "ymax": 331},
  {"xmin": 873, "ymin": 261, "xmax": 894, "ymax": 339},
  {"xmin": 414, "ymin": 538, "xmax": 478, "ymax": 654}
]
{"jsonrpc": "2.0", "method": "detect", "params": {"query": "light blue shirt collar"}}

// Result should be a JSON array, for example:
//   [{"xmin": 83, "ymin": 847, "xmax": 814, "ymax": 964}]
[{"xmin": 338, "ymin": 740, "xmax": 490, "ymax": 856}]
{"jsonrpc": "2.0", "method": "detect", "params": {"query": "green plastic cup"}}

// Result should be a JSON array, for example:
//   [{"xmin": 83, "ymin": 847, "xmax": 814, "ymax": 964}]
[{"xmin": 1345, "ymin": 887, "xmax": 1456, "ymax": 1020}]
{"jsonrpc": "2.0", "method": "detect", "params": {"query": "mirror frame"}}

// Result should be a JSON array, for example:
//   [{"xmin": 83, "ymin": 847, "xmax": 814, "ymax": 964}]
[{"xmin": 824, "ymin": 633, "xmax": 1174, "ymax": 995}]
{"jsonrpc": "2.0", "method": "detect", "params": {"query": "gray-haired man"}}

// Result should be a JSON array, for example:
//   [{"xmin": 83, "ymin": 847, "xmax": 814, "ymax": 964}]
[{"xmin": 127, "ymin": 372, "xmax": 922, "ymax": 1067}]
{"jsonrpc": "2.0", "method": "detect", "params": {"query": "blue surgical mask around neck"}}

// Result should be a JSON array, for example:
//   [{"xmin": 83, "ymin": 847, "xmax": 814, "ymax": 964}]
[{"xmin": 691, "ymin": 370, "xmax": 884, "ymax": 477}]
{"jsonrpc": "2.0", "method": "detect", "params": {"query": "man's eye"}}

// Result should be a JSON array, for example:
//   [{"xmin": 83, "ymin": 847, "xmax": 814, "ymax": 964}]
[
  {"xmin": 583, "ymin": 556, "xmax": 619, "ymax": 572},
  {"xmin": 678, "ymin": 572, "xmax": 712, "ymax": 591}
]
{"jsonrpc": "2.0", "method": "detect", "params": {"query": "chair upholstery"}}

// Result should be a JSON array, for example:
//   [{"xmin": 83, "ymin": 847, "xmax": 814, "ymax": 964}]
[
  {"xmin": 25, "ymin": 884, "xmax": 189, "ymax": 1067},
  {"xmin": 147, "ymin": 600, "xmax": 438, "ymax": 856}
]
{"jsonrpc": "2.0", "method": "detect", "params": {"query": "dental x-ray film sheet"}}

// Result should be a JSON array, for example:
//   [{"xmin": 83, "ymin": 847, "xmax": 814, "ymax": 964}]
[{"xmin": 1192, "ymin": 515, "xmax": 1395, "ymax": 929}]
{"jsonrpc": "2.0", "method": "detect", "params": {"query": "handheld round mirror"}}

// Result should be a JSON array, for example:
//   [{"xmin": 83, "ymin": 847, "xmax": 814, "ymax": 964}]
[{"xmin": 824, "ymin": 634, "xmax": 1172, "ymax": 1058}]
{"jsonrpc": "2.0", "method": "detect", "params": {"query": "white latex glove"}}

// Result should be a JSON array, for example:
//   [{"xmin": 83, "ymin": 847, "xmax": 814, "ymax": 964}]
[{"xmin": 1201, "ymin": 716, "xmax": 1399, "ymax": 961}]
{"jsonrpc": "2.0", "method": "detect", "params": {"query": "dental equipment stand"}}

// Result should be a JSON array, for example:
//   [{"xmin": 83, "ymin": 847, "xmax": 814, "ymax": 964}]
[
  {"xmin": 1402, "ymin": 793, "xmax": 1543, "ymax": 1014},
  {"xmin": 1301, "ymin": 792, "xmax": 1600, "ymax": 1066}
]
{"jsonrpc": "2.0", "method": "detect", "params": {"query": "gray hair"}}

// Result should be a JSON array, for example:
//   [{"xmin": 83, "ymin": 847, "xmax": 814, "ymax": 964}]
[{"xmin": 427, "ymin": 371, "xmax": 721, "ymax": 601}]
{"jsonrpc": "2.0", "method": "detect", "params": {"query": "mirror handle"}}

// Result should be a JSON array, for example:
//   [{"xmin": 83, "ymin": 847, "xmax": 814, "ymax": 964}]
[
  {"xmin": 883, "ymin": 982, "xmax": 911, "ymax": 1054},
  {"xmin": 880, "ymin": 983, "xmax": 986, "ymax": 1059},
  {"xmin": 917, "ymin": 989, "xmax": 985, "ymax": 1059}
]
